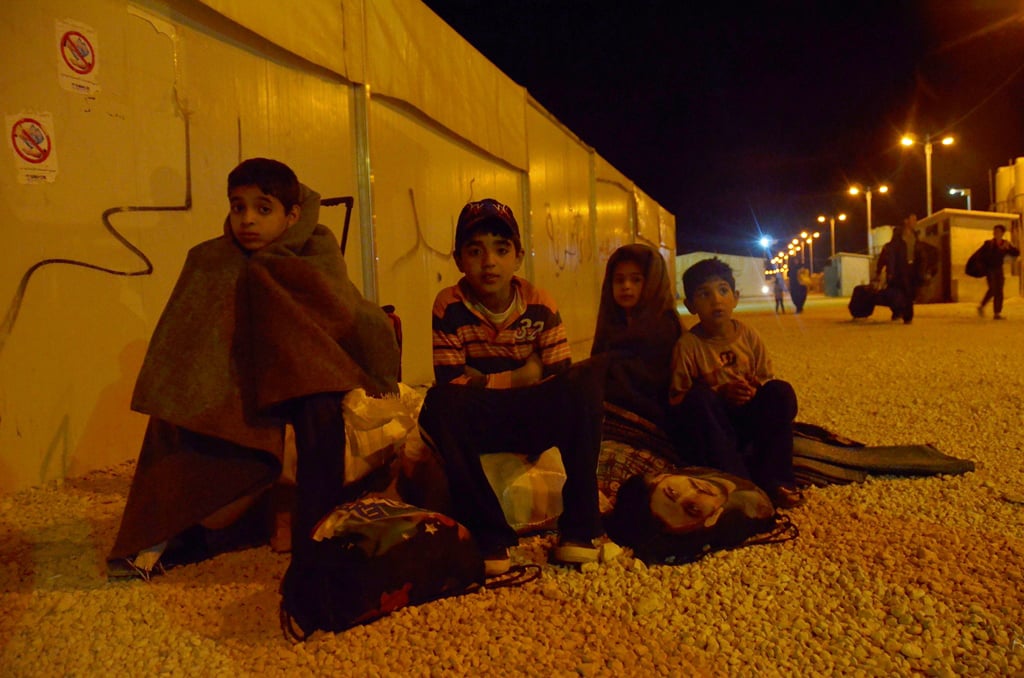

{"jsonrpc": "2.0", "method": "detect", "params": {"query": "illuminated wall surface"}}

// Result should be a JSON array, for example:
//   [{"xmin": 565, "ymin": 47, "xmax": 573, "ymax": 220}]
[{"xmin": 0, "ymin": 0, "xmax": 675, "ymax": 492}]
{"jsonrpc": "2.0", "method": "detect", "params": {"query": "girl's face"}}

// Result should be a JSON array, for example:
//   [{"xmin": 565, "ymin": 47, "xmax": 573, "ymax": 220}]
[{"xmin": 612, "ymin": 260, "xmax": 645, "ymax": 312}]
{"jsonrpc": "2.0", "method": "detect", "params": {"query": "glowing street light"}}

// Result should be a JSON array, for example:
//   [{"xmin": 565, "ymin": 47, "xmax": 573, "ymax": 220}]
[
  {"xmin": 817, "ymin": 213, "xmax": 847, "ymax": 258},
  {"xmin": 949, "ymin": 187, "xmax": 972, "ymax": 210},
  {"xmin": 901, "ymin": 133, "xmax": 954, "ymax": 215},
  {"xmin": 848, "ymin": 184, "xmax": 889, "ymax": 255},
  {"xmin": 800, "ymin": 231, "xmax": 821, "ymax": 273}
]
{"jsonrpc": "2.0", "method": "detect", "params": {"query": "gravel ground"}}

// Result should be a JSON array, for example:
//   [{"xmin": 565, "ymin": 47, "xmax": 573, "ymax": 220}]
[{"xmin": 2, "ymin": 296, "xmax": 1023, "ymax": 677}]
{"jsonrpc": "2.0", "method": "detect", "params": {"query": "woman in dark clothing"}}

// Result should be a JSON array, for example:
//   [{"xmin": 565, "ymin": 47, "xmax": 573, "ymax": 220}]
[{"xmin": 787, "ymin": 265, "xmax": 807, "ymax": 313}]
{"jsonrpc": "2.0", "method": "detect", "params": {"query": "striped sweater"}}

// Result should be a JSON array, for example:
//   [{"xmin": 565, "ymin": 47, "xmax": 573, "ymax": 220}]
[{"xmin": 432, "ymin": 276, "xmax": 571, "ymax": 388}]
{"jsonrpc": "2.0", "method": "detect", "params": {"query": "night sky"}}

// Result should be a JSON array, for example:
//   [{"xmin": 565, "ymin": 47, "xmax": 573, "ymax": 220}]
[{"xmin": 423, "ymin": 1, "xmax": 1024, "ymax": 263}]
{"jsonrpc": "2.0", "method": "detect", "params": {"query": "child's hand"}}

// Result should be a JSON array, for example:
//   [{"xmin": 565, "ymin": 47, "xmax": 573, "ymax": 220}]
[
  {"xmin": 510, "ymin": 352, "xmax": 544, "ymax": 388},
  {"xmin": 463, "ymin": 366, "xmax": 487, "ymax": 389},
  {"xmin": 722, "ymin": 378, "xmax": 757, "ymax": 406}
]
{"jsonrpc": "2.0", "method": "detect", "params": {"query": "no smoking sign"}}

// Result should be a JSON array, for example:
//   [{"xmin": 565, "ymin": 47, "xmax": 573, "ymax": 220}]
[
  {"xmin": 11, "ymin": 118, "xmax": 52, "ymax": 164},
  {"xmin": 60, "ymin": 30, "xmax": 95, "ymax": 75},
  {"xmin": 7, "ymin": 113, "xmax": 58, "ymax": 183},
  {"xmin": 56, "ymin": 19, "xmax": 100, "ymax": 95}
]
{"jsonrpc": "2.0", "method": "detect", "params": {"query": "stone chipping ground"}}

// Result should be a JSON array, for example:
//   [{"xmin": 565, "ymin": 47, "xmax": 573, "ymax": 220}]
[{"xmin": 2, "ymin": 296, "xmax": 1024, "ymax": 677}]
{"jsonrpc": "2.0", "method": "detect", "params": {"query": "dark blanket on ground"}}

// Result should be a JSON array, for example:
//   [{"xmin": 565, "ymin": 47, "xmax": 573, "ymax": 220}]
[
  {"xmin": 602, "ymin": 408, "xmax": 974, "ymax": 488},
  {"xmin": 110, "ymin": 186, "xmax": 399, "ymax": 560},
  {"xmin": 791, "ymin": 422, "xmax": 975, "ymax": 486}
]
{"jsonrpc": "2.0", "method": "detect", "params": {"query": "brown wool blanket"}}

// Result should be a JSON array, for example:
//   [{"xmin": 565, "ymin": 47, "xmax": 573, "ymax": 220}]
[{"xmin": 110, "ymin": 186, "xmax": 399, "ymax": 559}]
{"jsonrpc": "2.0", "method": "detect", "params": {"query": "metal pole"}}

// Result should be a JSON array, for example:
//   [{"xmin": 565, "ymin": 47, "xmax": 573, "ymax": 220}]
[
  {"xmin": 807, "ymin": 239, "xmax": 814, "ymax": 273},
  {"xmin": 829, "ymin": 218, "xmax": 836, "ymax": 259},
  {"xmin": 865, "ymin": 189, "xmax": 873, "ymax": 255},
  {"xmin": 925, "ymin": 137, "xmax": 934, "ymax": 216},
  {"xmin": 966, "ymin": 190, "xmax": 972, "ymax": 211}
]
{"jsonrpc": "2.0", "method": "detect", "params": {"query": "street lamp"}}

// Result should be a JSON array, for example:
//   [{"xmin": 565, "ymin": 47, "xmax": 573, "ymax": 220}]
[
  {"xmin": 949, "ymin": 187, "xmax": 972, "ymax": 210},
  {"xmin": 901, "ymin": 133, "xmax": 954, "ymax": 215},
  {"xmin": 848, "ymin": 184, "xmax": 889, "ymax": 255},
  {"xmin": 817, "ymin": 213, "xmax": 847, "ymax": 258},
  {"xmin": 800, "ymin": 231, "xmax": 821, "ymax": 273}
]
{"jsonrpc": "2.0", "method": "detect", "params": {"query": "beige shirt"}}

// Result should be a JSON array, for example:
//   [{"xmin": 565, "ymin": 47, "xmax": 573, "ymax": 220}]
[{"xmin": 669, "ymin": 320, "xmax": 773, "ymax": 405}]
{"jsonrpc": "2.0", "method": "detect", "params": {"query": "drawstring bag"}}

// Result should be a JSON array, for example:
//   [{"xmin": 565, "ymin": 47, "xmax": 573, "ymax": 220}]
[
  {"xmin": 605, "ymin": 467, "xmax": 798, "ymax": 565},
  {"xmin": 279, "ymin": 496, "xmax": 539, "ymax": 640},
  {"xmin": 965, "ymin": 246, "xmax": 986, "ymax": 278}
]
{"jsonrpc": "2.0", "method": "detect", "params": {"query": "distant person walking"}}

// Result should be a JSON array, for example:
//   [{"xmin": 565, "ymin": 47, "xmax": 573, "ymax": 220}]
[
  {"xmin": 787, "ymin": 266, "xmax": 807, "ymax": 314},
  {"xmin": 773, "ymin": 273, "xmax": 786, "ymax": 314},
  {"xmin": 977, "ymin": 224, "xmax": 1019, "ymax": 320}
]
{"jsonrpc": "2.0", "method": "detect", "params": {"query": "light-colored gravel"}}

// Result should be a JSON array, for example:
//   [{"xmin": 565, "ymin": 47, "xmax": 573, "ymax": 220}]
[{"xmin": 2, "ymin": 296, "xmax": 1024, "ymax": 677}]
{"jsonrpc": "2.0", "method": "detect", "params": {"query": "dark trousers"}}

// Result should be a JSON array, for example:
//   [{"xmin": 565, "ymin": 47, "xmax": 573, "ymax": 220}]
[
  {"xmin": 417, "ymin": 360, "xmax": 606, "ymax": 552},
  {"xmin": 790, "ymin": 285, "xmax": 807, "ymax": 313},
  {"xmin": 885, "ymin": 283, "xmax": 915, "ymax": 322},
  {"xmin": 669, "ymin": 380, "xmax": 797, "ymax": 492},
  {"xmin": 981, "ymin": 269, "xmax": 1005, "ymax": 315},
  {"xmin": 290, "ymin": 392, "xmax": 348, "ymax": 559}
]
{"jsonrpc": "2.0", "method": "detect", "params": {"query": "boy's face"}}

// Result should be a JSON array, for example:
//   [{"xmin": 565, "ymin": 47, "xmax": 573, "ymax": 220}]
[
  {"xmin": 612, "ymin": 260, "xmax": 645, "ymax": 312},
  {"xmin": 684, "ymin": 276, "xmax": 738, "ymax": 328},
  {"xmin": 228, "ymin": 185, "xmax": 300, "ymax": 251},
  {"xmin": 455, "ymin": 231, "xmax": 524, "ymax": 308}
]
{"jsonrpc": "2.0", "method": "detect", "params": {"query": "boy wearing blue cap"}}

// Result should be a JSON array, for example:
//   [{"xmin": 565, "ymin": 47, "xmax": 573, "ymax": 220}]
[{"xmin": 418, "ymin": 198, "xmax": 614, "ymax": 575}]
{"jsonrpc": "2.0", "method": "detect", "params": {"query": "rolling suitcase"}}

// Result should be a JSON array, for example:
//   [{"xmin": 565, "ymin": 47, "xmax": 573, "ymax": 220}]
[{"xmin": 848, "ymin": 284, "xmax": 877, "ymax": 318}]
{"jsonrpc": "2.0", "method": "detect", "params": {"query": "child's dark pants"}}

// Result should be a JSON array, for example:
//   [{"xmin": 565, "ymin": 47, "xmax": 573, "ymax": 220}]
[
  {"xmin": 417, "ymin": 360, "xmax": 606, "ymax": 553},
  {"xmin": 670, "ymin": 380, "xmax": 797, "ymax": 492}
]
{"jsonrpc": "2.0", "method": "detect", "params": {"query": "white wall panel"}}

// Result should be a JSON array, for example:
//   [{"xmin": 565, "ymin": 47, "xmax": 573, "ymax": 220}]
[
  {"xmin": 369, "ymin": 98, "xmax": 524, "ymax": 386},
  {"xmin": 526, "ymin": 105, "xmax": 597, "ymax": 359},
  {"xmin": 0, "ymin": 0, "xmax": 360, "ymax": 492},
  {"xmin": 0, "ymin": 0, "xmax": 674, "ymax": 493}
]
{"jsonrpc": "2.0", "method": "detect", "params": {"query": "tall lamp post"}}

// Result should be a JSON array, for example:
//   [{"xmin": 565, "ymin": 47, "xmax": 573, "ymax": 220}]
[
  {"xmin": 949, "ymin": 187, "xmax": 972, "ymax": 210},
  {"xmin": 901, "ymin": 133, "xmax": 954, "ymax": 215},
  {"xmin": 817, "ymin": 213, "xmax": 847, "ymax": 258},
  {"xmin": 848, "ymin": 184, "xmax": 889, "ymax": 255},
  {"xmin": 800, "ymin": 230, "xmax": 821, "ymax": 273}
]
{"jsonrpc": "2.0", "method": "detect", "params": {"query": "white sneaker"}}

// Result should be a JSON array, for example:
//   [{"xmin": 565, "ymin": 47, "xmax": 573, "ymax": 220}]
[
  {"xmin": 551, "ymin": 535, "xmax": 620, "ymax": 565},
  {"xmin": 483, "ymin": 548, "xmax": 511, "ymax": 576}
]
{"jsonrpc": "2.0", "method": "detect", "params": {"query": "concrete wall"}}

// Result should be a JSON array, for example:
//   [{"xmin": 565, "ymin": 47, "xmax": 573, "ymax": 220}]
[{"xmin": 0, "ymin": 0, "xmax": 675, "ymax": 493}]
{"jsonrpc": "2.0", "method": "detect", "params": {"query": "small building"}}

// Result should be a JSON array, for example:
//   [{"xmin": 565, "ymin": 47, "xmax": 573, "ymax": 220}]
[
  {"xmin": 823, "ymin": 252, "xmax": 873, "ymax": 297},
  {"xmin": 876, "ymin": 209, "xmax": 1023, "ymax": 304}
]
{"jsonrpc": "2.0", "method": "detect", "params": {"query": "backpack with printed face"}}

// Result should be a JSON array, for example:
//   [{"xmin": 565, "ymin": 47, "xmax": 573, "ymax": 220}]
[
  {"xmin": 280, "ymin": 497, "xmax": 484, "ymax": 639},
  {"xmin": 604, "ymin": 467, "xmax": 795, "ymax": 564}
]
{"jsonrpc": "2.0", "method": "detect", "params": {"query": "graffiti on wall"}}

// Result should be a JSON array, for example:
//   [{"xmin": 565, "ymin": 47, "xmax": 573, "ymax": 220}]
[
  {"xmin": 391, "ymin": 187, "xmax": 454, "ymax": 274},
  {"xmin": 544, "ymin": 203, "xmax": 591, "ymax": 275},
  {"xmin": 0, "ymin": 121, "xmax": 193, "ymax": 357}
]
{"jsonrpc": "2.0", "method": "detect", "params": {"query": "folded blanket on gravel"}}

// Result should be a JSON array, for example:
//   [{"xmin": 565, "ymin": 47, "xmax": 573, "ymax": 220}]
[{"xmin": 792, "ymin": 422, "xmax": 975, "ymax": 486}]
